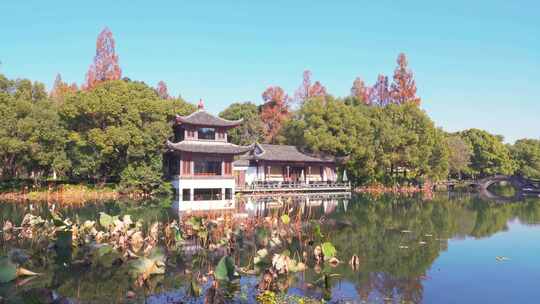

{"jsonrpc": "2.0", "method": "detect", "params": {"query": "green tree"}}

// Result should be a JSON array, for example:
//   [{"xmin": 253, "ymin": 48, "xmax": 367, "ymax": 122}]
[
  {"xmin": 0, "ymin": 75, "xmax": 68, "ymax": 180},
  {"xmin": 459, "ymin": 129, "xmax": 515, "ymax": 177},
  {"xmin": 369, "ymin": 103, "xmax": 449, "ymax": 184},
  {"xmin": 281, "ymin": 96, "xmax": 375, "ymax": 184},
  {"xmin": 447, "ymin": 135, "xmax": 473, "ymax": 179},
  {"xmin": 219, "ymin": 102, "xmax": 264, "ymax": 145},
  {"xmin": 282, "ymin": 99, "xmax": 448, "ymax": 185},
  {"xmin": 510, "ymin": 139, "xmax": 540, "ymax": 178},
  {"xmin": 60, "ymin": 80, "xmax": 194, "ymax": 193}
]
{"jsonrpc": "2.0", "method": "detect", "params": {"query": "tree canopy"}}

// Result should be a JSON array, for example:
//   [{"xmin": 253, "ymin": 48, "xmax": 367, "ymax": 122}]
[
  {"xmin": 281, "ymin": 98, "xmax": 449, "ymax": 185},
  {"xmin": 0, "ymin": 73, "xmax": 195, "ymax": 194},
  {"xmin": 60, "ymin": 80, "xmax": 194, "ymax": 193},
  {"xmin": 458, "ymin": 129, "xmax": 515, "ymax": 177},
  {"xmin": 219, "ymin": 102, "xmax": 264, "ymax": 145},
  {"xmin": 447, "ymin": 135, "xmax": 473, "ymax": 179},
  {"xmin": 260, "ymin": 86, "xmax": 290, "ymax": 143},
  {"xmin": 510, "ymin": 139, "xmax": 540, "ymax": 179},
  {"xmin": 1, "ymin": 29, "xmax": 536, "ymax": 192}
]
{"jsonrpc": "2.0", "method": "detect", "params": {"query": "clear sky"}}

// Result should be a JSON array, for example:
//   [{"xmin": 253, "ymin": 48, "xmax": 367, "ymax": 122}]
[{"xmin": 1, "ymin": 1, "xmax": 538, "ymax": 142}]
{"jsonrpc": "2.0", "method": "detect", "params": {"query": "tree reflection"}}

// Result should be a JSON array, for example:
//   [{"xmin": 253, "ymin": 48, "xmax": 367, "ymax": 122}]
[
  {"xmin": 0, "ymin": 193, "xmax": 539, "ymax": 302},
  {"xmin": 309, "ymin": 193, "xmax": 540, "ymax": 302}
]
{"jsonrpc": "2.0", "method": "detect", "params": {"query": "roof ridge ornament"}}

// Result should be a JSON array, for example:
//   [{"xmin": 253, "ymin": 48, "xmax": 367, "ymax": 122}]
[{"xmin": 198, "ymin": 99, "xmax": 205, "ymax": 110}]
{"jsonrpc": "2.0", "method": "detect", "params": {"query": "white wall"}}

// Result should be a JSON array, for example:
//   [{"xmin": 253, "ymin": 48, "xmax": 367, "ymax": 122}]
[
  {"xmin": 171, "ymin": 177, "xmax": 236, "ymax": 211},
  {"xmin": 174, "ymin": 178, "xmax": 235, "ymax": 190}
]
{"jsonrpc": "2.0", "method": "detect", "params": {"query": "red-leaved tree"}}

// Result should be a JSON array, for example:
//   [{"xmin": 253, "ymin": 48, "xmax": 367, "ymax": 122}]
[
  {"xmin": 350, "ymin": 77, "xmax": 370, "ymax": 104},
  {"xmin": 390, "ymin": 53, "xmax": 419, "ymax": 105},
  {"xmin": 294, "ymin": 70, "xmax": 327, "ymax": 105},
  {"xmin": 368, "ymin": 74, "xmax": 391, "ymax": 106},
  {"xmin": 84, "ymin": 27, "xmax": 122, "ymax": 90},
  {"xmin": 50, "ymin": 73, "xmax": 78, "ymax": 101},
  {"xmin": 260, "ymin": 86, "xmax": 290, "ymax": 143},
  {"xmin": 156, "ymin": 81, "xmax": 170, "ymax": 99}
]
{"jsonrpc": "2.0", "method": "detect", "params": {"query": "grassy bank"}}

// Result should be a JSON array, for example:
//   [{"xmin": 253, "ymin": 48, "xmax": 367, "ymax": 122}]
[{"xmin": 0, "ymin": 181, "xmax": 123, "ymax": 204}]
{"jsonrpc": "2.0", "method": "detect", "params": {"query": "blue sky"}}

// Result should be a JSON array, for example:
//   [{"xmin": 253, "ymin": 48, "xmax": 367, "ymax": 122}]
[{"xmin": 1, "ymin": 1, "xmax": 538, "ymax": 142}]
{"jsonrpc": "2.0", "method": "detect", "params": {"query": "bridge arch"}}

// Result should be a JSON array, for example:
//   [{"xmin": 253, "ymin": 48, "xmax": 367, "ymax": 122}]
[{"xmin": 474, "ymin": 175, "xmax": 540, "ymax": 202}]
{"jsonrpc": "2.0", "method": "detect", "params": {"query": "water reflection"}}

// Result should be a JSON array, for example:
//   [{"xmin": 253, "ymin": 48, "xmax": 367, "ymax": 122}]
[
  {"xmin": 1, "ymin": 193, "xmax": 540, "ymax": 303},
  {"xmin": 175, "ymin": 192, "xmax": 540, "ymax": 303}
]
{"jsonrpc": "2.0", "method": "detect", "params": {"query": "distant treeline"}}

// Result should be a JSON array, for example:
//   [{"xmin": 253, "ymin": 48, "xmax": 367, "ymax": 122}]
[
  {"xmin": 2, "ymin": 72, "xmax": 538, "ymax": 194},
  {"xmin": 1, "ymin": 27, "xmax": 538, "ymax": 194},
  {"xmin": 221, "ymin": 97, "xmax": 540, "ymax": 186},
  {"xmin": 0, "ymin": 75, "xmax": 194, "ymax": 194}
]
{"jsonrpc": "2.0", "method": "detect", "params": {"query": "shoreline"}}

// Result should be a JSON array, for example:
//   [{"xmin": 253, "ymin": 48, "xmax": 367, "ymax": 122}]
[{"xmin": 0, "ymin": 184, "xmax": 152, "ymax": 204}]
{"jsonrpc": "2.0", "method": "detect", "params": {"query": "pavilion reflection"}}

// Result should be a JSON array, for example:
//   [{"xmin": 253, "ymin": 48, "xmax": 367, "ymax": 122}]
[{"xmin": 176, "ymin": 192, "xmax": 351, "ymax": 219}]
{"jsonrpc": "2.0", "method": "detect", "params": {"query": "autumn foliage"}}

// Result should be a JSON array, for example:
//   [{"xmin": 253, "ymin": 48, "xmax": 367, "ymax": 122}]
[
  {"xmin": 359, "ymin": 53, "xmax": 420, "ymax": 106},
  {"xmin": 369, "ymin": 74, "xmax": 391, "ymax": 106},
  {"xmin": 156, "ymin": 81, "xmax": 170, "ymax": 99},
  {"xmin": 390, "ymin": 53, "xmax": 420, "ymax": 105},
  {"xmin": 260, "ymin": 86, "xmax": 290, "ymax": 143},
  {"xmin": 50, "ymin": 74, "xmax": 78, "ymax": 101},
  {"xmin": 84, "ymin": 27, "xmax": 122, "ymax": 90},
  {"xmin": 294, "ymin": 70, "xmax": 327, "ymax": 105},
  {"xmin": 350, "ymin": 77, "xmax": 370, "ymax": 104}
]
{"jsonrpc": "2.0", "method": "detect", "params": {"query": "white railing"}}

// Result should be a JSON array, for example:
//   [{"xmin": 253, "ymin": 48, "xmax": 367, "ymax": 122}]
[{"xmin": 236, "ymin": 181, "xmax": 351, "ymax": 192}]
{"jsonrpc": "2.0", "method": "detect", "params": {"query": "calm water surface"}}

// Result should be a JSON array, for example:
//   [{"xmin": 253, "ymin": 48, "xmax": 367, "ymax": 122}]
[{"xmin": 1, "ymin": 192, "xmax": 539, "ymax": 303}]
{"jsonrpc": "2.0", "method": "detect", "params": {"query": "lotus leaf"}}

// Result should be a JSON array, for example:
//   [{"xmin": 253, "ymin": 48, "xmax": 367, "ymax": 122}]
[
  {"xmin": 188, "ymin": 217, "xmax": 203, "ymax": 231},
  {"xmin": 92, "ymin": 244, "xmax": 121, "ymax": 268},
  {"xmin": 281, "ymin": 214, "xmax": 290, "ymax": 225},
  {"xmin": 215, "ymin": 256, "xmax": 237, "ymax": 282},
  {"xmin": 99, "ymin": 212, "xmax": 113, "ymax": 228},
  {"xmin": 321, "ymin": 242, "xmax": 337, "ymax": 259},
  {"xmin": 129, "ymin": 248, "xmax": 166, "ymax": 280},
  {"xmin": 0, "ymin": 256, "xmax": 39, "ymax": 283},
  {"xmin": 0, "ymin": 256, "xmax": 17, "ymax": 283}
]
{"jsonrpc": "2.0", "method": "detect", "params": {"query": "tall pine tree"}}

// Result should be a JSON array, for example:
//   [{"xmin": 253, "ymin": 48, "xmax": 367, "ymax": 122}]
[
  {"xmin": 350, "ymin": 76, "xmax": 370, "ymax": 104},
  {"xmin": 369, "ymin": 74, "xmax": 391, "ymax": 106},
  {"xmin": 390, "ymin": 53, "xmax": 419, "ymax": 105},
  {"xmin": 294, "ymin": 70, "xmax": 327, "ymax": 105},
  {"xmin": 84, "ymin": 27, "xmax": 122, "ymax": 90},
  {"xmin": 50, "ymin": 73, "xmax": 77, "ymax": 102},
  {"xmin": 156, "ymin": 81, "xmax": 170, "ymax": 99}
]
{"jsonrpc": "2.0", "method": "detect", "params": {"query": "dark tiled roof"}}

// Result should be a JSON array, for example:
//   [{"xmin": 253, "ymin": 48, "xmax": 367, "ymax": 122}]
[
  {"xmin": 176, "ymin": 110, "xmax": 243, "ymax": 127},
  {"xmin": 166, "ymin": 140, "xmax": 253, "ymax": 155},
  {"xmin": 247, "ymin": 144, "xmax": 335, "ymax": 163}
]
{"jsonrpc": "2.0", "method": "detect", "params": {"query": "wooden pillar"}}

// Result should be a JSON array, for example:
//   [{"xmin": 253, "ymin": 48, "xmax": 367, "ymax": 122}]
[
  {"xmin": 180, "ymin": 154, "xmax": 183, "ymax": 176},
  {"xmin": 286, "ymin": 166, "xmax": 290, "ymax": 182}
]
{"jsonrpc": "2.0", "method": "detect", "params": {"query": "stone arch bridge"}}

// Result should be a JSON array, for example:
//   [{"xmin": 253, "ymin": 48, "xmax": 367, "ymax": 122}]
[{"xmin": 472, "ymin": 175, "xmax": 540, "ymax": 201}]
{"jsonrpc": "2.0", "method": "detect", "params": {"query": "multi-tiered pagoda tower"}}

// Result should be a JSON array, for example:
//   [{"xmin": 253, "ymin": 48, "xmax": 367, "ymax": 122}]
[{"xmin": 165, "ymin": 100, "xmax": 252, "ymax": 210}]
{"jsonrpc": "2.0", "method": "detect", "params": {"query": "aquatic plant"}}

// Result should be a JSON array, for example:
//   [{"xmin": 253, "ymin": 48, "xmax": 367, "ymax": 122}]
[{"xmin": 1, "ymin": 204, "xmax": 350, "ymax": 302}]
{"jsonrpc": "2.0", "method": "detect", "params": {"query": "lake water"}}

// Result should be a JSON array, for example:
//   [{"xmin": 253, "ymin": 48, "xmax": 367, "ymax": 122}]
[{"xmin": 1, "ymin": 192, "xmax": 539, "ymax": 303}]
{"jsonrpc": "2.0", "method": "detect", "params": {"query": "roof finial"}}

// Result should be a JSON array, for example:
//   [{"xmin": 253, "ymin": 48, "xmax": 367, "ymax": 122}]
[{"xmin": 198, "ymin": 99, "xmax": 205, "ymax": 110}]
